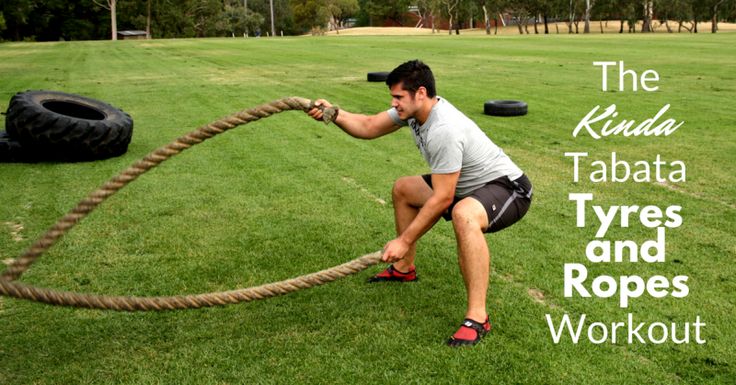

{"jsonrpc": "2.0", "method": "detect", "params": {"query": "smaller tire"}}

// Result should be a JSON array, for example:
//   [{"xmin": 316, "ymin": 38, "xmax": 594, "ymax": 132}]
[
  {"xmin": 483, "ymin": 100, "xmax": 528, "ymax": 117},
  {"xmin": 0, "ymin": 131, "xmax": 27, "ymax": 162},
  {"xmin": 367, "ymin": 72, "xmax": 390, "ymax": 82}
]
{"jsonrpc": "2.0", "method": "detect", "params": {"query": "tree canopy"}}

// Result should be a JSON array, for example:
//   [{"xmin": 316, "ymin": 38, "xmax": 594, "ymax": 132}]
[{"xmin": 0, "ymin": 0, "xmax": 734, "ymax": 41}]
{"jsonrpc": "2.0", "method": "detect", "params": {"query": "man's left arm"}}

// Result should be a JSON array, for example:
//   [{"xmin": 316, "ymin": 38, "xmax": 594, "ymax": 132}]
[{"xmin": 381, "ymin": 172, "xmax": 459, "ymax": 262}]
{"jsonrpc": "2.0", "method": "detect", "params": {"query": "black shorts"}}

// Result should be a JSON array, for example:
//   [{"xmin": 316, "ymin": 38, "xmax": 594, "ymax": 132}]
[{"xmin": 422, "ymin": 174, "xmax": 532, "ymax": 233}]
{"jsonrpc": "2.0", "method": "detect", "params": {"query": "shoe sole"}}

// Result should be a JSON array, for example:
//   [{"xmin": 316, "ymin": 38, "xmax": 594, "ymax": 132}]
[{"xmin": 367, "ymin": 276, "xmax": 419, "ymax": 283}]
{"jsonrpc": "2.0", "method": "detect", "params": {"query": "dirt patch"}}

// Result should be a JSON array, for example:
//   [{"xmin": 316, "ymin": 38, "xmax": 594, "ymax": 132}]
[
  {"xmin": 323, "ymin": 22, "xmax": 736, "ymax": 36},
  {"xmin": 4, "ymin": 222, "xmax": 24, "ymax": 242},
  {"xmin": 528, "ymin": 288, "xmax": 546, "ymax": 304},
  {"xmin": 499, "ymin": 273, "xmax": 514, "ymax": 282},
  {"xmin": 528, "ymin": 288, "xmax": 559, "ymax": 309}
]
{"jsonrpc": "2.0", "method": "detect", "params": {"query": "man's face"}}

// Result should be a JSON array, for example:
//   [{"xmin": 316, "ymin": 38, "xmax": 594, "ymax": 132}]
[{"xmin": 390, "ymin": 82, "xmax": 421, "ymax": 121}]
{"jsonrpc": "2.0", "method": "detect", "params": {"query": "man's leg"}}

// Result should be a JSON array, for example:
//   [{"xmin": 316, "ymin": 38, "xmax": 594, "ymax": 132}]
[
  {"xmin": 391, "ymin": 175, "xmax": 433, "ymax": 272},
  {"xmin": 451, "ymin": 197, "xmax": 490, "ymax": 323}
]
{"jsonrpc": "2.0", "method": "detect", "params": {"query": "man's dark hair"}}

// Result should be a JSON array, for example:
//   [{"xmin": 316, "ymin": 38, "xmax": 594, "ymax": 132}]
[{"xmin": 386, "ymin": 60, "xmax": 437, "ymax": 98}]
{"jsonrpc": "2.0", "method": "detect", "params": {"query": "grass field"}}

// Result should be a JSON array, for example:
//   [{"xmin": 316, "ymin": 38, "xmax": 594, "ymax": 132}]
[{"xmin": 0, "ymin": 33, "xmax": 734, "ymax": 384}]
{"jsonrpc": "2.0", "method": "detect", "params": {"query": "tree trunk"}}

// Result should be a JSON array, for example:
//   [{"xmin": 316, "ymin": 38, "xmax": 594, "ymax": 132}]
[
  {"xmin": 641, "ymin": 1, "xmax": 653, "ymax": 33},
  {"xmin": 111, "ymin": 0, "xmax": 118, "ymax": 40},
  {"xmin": 483, "ymin": 6, "xmax": 491, "ymax": 35},
  {"xmin": 447, "ymin": 1, "xmax": 458, "ymax": 35},
  {"xmin": 269, "ymin": 0, "xmax": 275, "ymax": 37},
  {"xmin": 146, "ymin": 0, "xmax": 151, "ymax": 39},
  {"xmin": 583, "ymin": 0, "xmax": 591, "ymax": 33},
  {"xmin": 568, "ymin": 0, "xmax": 575, "ymax": 33},
  {"xmin": 694, "ymin": 14, "xmax": 698, "ymax": 33},
  {"xmin": 533, "ymin": 15, "xmax": 539, "ymax": 34},
  {"xmin": 544, "ymin": 13, "xmax": 549, "ymax": 34},
  {"xmin": 619, "ymin": 19, "xmax": 624, "ymax": 33},
  {"xmin": 711, "ymin": 1, "xmax": 724, "ymax": 33},
  {"xmin": 599, "ymin": 20, "xmax": 603, "ymax": 33}
]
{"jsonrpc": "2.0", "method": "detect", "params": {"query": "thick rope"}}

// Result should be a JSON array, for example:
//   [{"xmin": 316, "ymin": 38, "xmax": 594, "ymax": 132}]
[
  {"xmin": 0, "ymin": 97, "xmax": 381, "ymax": 311},
  {"xmin": 0, "ymin": 252, "xmax": 381, "ymax": 311}
]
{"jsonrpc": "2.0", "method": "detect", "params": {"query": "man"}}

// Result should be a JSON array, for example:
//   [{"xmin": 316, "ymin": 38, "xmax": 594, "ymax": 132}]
[{"xmin": 307, "ymin": 60, "xmax": 532, "ymax": 347}]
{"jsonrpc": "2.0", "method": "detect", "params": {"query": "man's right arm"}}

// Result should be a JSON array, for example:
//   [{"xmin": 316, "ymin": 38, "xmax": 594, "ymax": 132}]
[{"xmin": 307, "ymin": 99, "xmax": 401, "ymax": 139}]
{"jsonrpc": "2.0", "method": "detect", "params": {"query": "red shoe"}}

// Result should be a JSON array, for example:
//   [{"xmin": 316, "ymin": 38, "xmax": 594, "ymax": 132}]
[
  {"xmin": 447, "ymin": 317, "xmax": 491, "ymax": 347},
  {"xmin": 367, "ymin": 264, "xmax": 417, "ymax": 283}
]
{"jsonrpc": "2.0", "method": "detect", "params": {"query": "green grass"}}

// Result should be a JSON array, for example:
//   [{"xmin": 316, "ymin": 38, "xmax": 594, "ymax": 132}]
[{"xmin": 1, "ymin": 34, "xmax": 735, "ymax": 384}]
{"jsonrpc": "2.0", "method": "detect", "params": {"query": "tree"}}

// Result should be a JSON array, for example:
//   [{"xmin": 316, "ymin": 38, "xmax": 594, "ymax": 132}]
[
  {"xmin": 509, "ymin": 0, "xmax": 533, "ymax": 34},
  {"xmin": 708, "ymin": 0, "xmax": 727, "ymax": 32},
  {"xmin": 1, "ymin": 0, "xmax": 35, "ymax": 40},
  {"xmin": 607, "ymin": 0, "xmax": 634, "ymax": 33},
  {"xmin": 325, "ymin": 0, "xmax": 359, "ymax": 33},
  {"xmin": 479, "ymin": 0, "xmax": 506, "ymax": 34},
  {"xmin": 657, "ymin": 0, "xmax": 691, "ymax": 32},
  {"xmin": 566, "ymin": 0, "xmax": 581, "ymax": 33},
  {"xmin": 583, "ymin": 0, "xmax": 595, "ymax": 33},
  {"xmin": 93, "ymin": 0, "xmax": 118, "ymax": 40},
  {"xmin": 442, "ymin": 0, "xmax": 460, "ymax": 34},
  {"xmin": 247, "ymin": 0, "xmax": 298, "ymax": 36},
  {"xmin": 219, "ymin": 1, "xmax": 265, "ymax": 36},
  {"xmin": 525, "ymin": 0, "xmax": 552, "ymax": 34},
  {"xmin": 357, "ymin": 0, "xmax": 384, "ymax": 26},
  {"xmin": 269, "ymin": 0, "xmax": 276, "ymax": 35},
  {"xmin": 146, "ymin": 0, "xmax": 151, "ymax": 38},
  {"xmin": 415, "ymin": 0, "xmax": 441, "ymax": 29},
  {"xmin": 534, "ymin": 0, "xmax": 557, "ymax": 34},
  {"xmin": 641, "ymin": 0, "xmax": 654, "ymax": 32},
  {"xmin": 290, "ymin": 0, "xmax": 329, "ymax": 33}
]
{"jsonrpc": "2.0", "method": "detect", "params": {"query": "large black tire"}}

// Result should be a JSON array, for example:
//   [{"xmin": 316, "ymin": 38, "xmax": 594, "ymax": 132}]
[
  {"xmin": 483, "ymin": 100, "xmax": 528, "ymax": 117},
  {"xmin": 4, "ymin": 90, "xmax": 133, "ymax": 161},
  {"xmin": 0, "ymin": 131, "xmax": 27, "ymax": 162},
  {"xmin": 367, "ymin": 72, "xmax": 390, "ymax": 82}
]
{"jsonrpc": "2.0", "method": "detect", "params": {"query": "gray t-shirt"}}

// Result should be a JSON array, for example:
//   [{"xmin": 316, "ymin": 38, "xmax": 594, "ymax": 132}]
[{"xmin": 388, "ymin": 97, "xmax": 523, "ymax": 198}]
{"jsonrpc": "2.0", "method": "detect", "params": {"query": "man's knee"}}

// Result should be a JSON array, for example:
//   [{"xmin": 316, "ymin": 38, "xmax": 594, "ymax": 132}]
[
  {"xmin": 392, "ymin": 176, "xmax": 421, "ymax": 198},
  {"xmin": 392, "ymin": 176, "xmax": 432, "ymax": 206},
  {"xmin": 452, "ymin": 198, "xmax": 488, "ymax": 232},
  {"xmin": 392, "ymin": 177, "xmax": 412, "ymax": 202}
]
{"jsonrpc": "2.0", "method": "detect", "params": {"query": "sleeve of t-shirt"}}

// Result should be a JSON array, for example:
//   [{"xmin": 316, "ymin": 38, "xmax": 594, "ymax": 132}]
[
  {"xmin": 426, "ymin": 125, "xmax": 463, "ymax": 174},
  {"xmin": 386, "ymin": 108, "xmax": 408, "ymax": 127}
]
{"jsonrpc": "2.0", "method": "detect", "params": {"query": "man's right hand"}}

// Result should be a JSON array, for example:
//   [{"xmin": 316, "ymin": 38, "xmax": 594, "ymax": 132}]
[{"xmin": 307, "ymin": 99, "xmax": 333, "ymax": 122}]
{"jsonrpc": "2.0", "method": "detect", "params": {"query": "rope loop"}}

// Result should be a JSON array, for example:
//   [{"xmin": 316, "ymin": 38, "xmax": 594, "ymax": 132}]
[{"xmin": 0, "ymin": 97, "xmax": 380, "ymax": 311}]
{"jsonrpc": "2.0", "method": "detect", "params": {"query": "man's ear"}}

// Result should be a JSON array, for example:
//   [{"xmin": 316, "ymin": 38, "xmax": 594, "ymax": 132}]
[{"xmin": 416, "ymin": 86, "xmax": 428, "ymax": 100}]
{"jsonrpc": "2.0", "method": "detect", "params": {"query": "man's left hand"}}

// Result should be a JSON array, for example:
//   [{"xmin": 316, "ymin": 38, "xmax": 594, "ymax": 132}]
[{"xmin": 382, "ymin": 238, "xmax": 411, "ymax": 263}]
